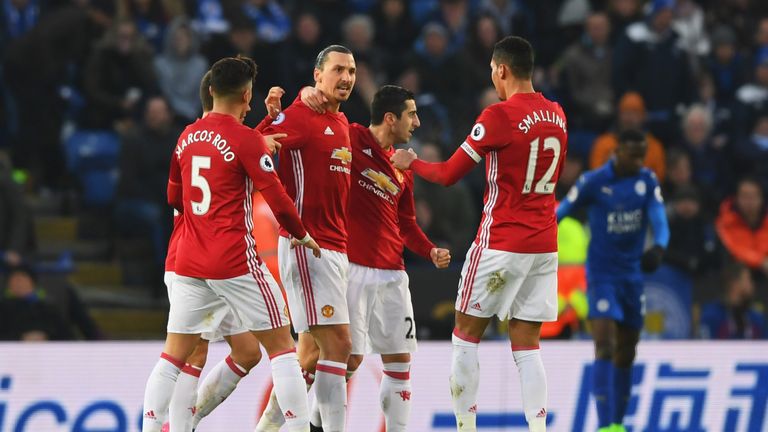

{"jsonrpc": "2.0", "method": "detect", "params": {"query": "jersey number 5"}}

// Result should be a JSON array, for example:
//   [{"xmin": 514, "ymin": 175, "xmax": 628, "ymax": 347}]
[
  {"xmin": 191, "ymin": 155, "xmax": 211, "ymax": 215},
  {"xmin": 522, "ymin": 137, "xmax": 561, "ymax": 194}
]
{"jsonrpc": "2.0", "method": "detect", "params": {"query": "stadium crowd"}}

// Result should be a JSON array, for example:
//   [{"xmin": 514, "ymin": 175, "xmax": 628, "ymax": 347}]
[{"xmin": 1, "ymin": 0, "xmax": 767, "ymax": 340}]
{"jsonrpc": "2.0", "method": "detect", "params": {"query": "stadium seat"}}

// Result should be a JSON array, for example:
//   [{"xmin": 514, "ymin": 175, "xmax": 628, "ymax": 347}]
[{"xmin": 64, "ymin": 130, "xmax": 120, "ymax": 206}]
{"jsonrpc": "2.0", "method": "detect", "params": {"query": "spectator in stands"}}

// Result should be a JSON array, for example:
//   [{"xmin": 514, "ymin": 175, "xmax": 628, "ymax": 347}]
[
  {"xmin": 479, "ymin": 0, "xmax": 529, "ymax": 37},
  {"xmin": 278, "ymin": 10, "xmax": 325, "ymax": 98},
  {"xmin": 679, "ymin": 104, "xmax": 729, "ymax": 207},
  {"xmin": 700, "ymin": 263, "xmax": 766, "ymax": 339},
  {"xmin": 606, "ymin": 0, "xmax": 642, "ymax": 44},
  {"xmin": 240, "ymin": 0, "xmax": 290, "ymax": 44},
  {"xmin": 464, "ymin": 13, "xmax": 502, "ymax": 93},
  {"xmin": 559, "ymin": 11, "xmax": 614, "ymax": 132},
  {"xmin": 0, "ymin": 152, "xmax": 33, "ymax": 266},
  {"xmin": 755, "ymin": 17, "xmax": 768, "ymax": 52},
  {"xmin": 706, "ymin": 26, "xmax": 749, "ymax": 105},
  {"xmin": 662, "ymin": 148, "xmax": 693, "ymax": 200},
  {"xmin": 590, "ymin": 92, "xmax": 667, "ymax": 180},
  {"xmin": 342, "ymin": 14, "xmax": 384, "ymax": 79},
  {"xmin": 613, "ymin": 0, "xmax": 696, "ymax": 141},
  {"xmin": 115, "ymin": 97, "xmax": 180, "ymax": 273},
  {"xmin": 412, "ymin": 142, "xmax": 477, "ymax": 259},
  {"xmin": 422, "ymin": 0, "xmax": 472, "ymax": 55},
  {"xmin": 371, "ymin": 0, "xmax": 417, "ymax": 79},
  {"xmin": 733, "ymin": 48, "xmax": 768, "ymax": 139},
  {"xmin": 117, "ymin": 0, "xmax": 180, "ymax": 51},
  {"xmin": 185, "ymin": 0, "xmax": 228, "ymax": 36},
  {"xmin": 716, "ymin": 177, "xmax": 768, "ymax": 276},
  {"xmin": 0, "ymin": 263, "xmax": 73, "ymax": 341},
  {"xmin": 81, "ymin": 19, "xmax": 157, "ymax": 131},
  {"xmin": 733, "ymin": 114, "xmax": 768, "ymax": 191},
  {"xmin": 154, "ymin": 17, "xmax": 207, "ymax": 124},
  {"xmin": 664, "ymin": 185, "xmax": 718, "ymax": 275},
  {"xmin": 1, "ymin": 0, "xmax": 39, "ymax": 42},
  {"xmin": 672, "ymin": 0, "xmax": 709, "ymax": 70}
]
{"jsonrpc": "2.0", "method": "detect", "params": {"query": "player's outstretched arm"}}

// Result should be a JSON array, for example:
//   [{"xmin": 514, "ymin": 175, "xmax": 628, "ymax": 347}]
[
  {"xmin": 167, "ymin": 154, "xmax": 183, "ymax": 212},
  {"xmin": 391, "ymin": 147, "xmax": 476, "ymax": 187}
]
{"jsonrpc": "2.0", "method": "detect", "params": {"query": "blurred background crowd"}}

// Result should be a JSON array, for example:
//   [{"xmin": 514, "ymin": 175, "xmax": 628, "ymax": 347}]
[{"xmin": 0, "ymin": 0, "xmax": 767, "ymax": 341}]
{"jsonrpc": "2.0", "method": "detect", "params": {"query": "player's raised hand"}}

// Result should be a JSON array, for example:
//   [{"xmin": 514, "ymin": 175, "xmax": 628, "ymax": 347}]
[
  {"xmin": 263, "ymin": 133, "xmax": 287, "ymax": 154},
  {"xmin": 391, "ymin": 148, "xmax": 418, "ymax": 170},
  {"xmin": 290, "ymin": 236, "xmax": 322, "ymax": 258},
  {"xmin": 264, "ymin": 86, "xmax": 285, "ymax": 118},
  {"xmin": 430, "ymin": 247, "xmax": 451, "ymax": 269},
  {"xmin": 299, "ymin": 86, "xmax": 328, "ymax": 113}
]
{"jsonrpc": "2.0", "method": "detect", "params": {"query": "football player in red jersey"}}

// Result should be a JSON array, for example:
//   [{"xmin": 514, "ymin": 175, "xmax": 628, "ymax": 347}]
[
  {"xmin": 392, "ymin": 36, "xmax": 568, "ymax": 432},
  {"xmin": 142, "ymin": 56, "xmax": 320, "ymax": 432},
  {"xmin": 257, "ymin": 86, "xmax": 451, "ymax": 432},
  {"xmin": 253, "ymin": 45, "xmax": 356, "ymax": 432}
]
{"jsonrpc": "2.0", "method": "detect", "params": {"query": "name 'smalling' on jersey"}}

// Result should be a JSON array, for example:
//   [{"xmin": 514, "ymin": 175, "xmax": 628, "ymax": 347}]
[
  {"xmin": 175, "ymin": 129, "xmax": 236, "ymax": 162},
  {"xmin": 518, "ymin": 109, "xmax": 567, "ymax": 135}
]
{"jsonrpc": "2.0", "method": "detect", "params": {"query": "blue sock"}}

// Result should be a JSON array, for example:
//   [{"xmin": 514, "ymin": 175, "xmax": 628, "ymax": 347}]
[
  {"xmin": 593, "ymin": 359, "xmax": 613, "ymax": 428},
  {"xmin": 612, "ymin": 366, "xmax": 632, "ymax": 425}
]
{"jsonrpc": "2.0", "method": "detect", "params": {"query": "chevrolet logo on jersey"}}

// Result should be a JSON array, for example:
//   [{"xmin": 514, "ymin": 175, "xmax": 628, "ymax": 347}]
[
  {"xmin": 331, "ymin": 147, "xmax": 352, "ymax": 164},
  {"xmin": 362, "ymin": 168, "xmax": 400, "ymax": 195}
]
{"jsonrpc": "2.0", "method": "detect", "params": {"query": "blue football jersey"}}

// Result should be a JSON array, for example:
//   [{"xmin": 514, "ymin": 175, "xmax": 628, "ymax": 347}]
[{"xmin": 557, "ymin": 161, "xmax": 669, "ymax": 277}]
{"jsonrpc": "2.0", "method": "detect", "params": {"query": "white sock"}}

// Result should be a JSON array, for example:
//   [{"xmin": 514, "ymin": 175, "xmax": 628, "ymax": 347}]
[
  {"xmin": 380, "ymin": 362, "xmax": 412, "ymax": 432},
  {"xmin": 169, "ymin": 364, "xmax": 201, "ymax": 432},
  {"xmin": 192, "ymin": 355, "xmax": 246, "ymax": 429},
  {"xmin": 270, "ymin": 351, "xmax": 309, "ymax": 432},
  {"xmin": 256, "ymin": 369, "xmax": 314, "ymax": 432},
  {"xmin": 513, "ymin": 347, "xmax": 547, "ymax": 432},
  {"xmin": 315, "ymin": 360, "xmax": 348, "ymax": 432},
  {"xmin": 310, "ymin": 394, "xmax": 322, "ymax": 427},
  {"xmin": 450, "ymin": 330, "xmax": 479, "ymax": 432},
  {"xmin": 143, "ymin": 353, "xmax": 183, "ymax": 432}
]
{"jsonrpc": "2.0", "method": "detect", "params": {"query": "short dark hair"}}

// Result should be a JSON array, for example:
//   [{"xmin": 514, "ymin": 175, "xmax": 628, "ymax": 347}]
[
  {"xmin": 617, "ymin": 129, "xmax": 647, "ymax": 147},
  {"xmin": 492, "ymin": 36, "xmax": 534, "ymax": 79},
  {"xmin": 199, "ymin": 70, "xmax": 213, "ymax": 112},
  {"xmin": 370, "ymin": 85, "xmax": 415, "ymax": 125},
  {"xmin": 315, "ymin": 44, "xmax": 353, "ymax": 69},
  {"xmin": 209, "ymin": 56, "xmax": 257, "ymax": 99}
]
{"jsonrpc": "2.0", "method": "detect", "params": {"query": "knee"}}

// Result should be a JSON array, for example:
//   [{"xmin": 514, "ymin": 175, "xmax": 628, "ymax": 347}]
[
  {"xmin": 186, "ymin": 342, "xmax": 210, "ymax": 368},
  {"xmin": 347, "ymin": 354, "xmax": 363, "ymax": 372},
  {"xmin": 594, "ymin": 340, "xmax": 615, "ymax": 360},
  {"xmin": 299, "ymin": 349, "xmax": 320, "ymax": 374},
  {"xmin": 231, "ymin": 344, "xmax": 263, "ymax": 371},
  {"xmin": 326, "ymin": 328, "xmax": 352, "ymax": 358},
  {"xmin": 614, "ymin": 342, "xmax": 637, "ymax": 368}
]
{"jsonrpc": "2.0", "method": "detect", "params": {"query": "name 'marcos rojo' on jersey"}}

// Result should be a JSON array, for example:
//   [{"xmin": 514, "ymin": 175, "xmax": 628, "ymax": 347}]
[
  {"xmin": 346, "ymin": 123, "xmax": 435, "ymax": 270},
  {"xmin": 262, "ymin": 96, "xmax": 352, "ymax": 253},
  {"xmin": 411, "ymin": 93, "xmax": 568, "ymax": 254},
  {"xmin": 167, "ymin": 112, "xmax": 308, "ymax": 279}
]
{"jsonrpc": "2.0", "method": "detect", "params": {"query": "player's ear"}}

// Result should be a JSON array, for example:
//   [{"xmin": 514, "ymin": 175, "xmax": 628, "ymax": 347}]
[{"xmin": 313, "ymin": 67, "xmax": 322, "ymax": 84}]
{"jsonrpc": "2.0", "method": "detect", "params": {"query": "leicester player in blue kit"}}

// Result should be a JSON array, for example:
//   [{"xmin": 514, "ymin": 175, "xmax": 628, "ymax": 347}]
[{"xmin": 556, "ymin": 130, "xmax": 670, "ymax": 432}]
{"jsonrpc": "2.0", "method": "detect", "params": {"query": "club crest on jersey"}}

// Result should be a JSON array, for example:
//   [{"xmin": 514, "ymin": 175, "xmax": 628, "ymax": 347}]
[
  {"xmin": 272, "ymin": 112, "xmax": 286, "ymax": 125},
  {"xmin": 635, "ymin": 180, "xmax": 647, "ymax": 196},
  {"xmin": 362, "ymin": 168, "xmax": 400, "ymax": 195},
  {"xmin": 260, "ymin": 154, "xmax": 275, "ymax": 172},
  {"xmin": 331, "ymin": 147, "xmax": 352, "ymax": 164},
  {"xmin": 321, "ymin": 305, "xmax": 335, "ymax": 318},
  {"xmin": 470, "ymin": 123, "xmax": 486, "ymax": 141}
]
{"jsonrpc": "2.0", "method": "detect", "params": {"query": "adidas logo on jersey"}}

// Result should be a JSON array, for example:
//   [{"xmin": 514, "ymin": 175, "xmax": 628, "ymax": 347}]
[
  {"xmin": 144, "ymin": 410, "xmax": 157, "ymax": 419},
  {"xmin": 324, "ymin": 126, "xmax": 335, "ymax": 135},
  {"xmin": 471, "ymin": 302, "xmax": 482, "ymax": 311},
  {"xmin": 363, "ymin": 148, "xmax": 372, "ymax": 157}
]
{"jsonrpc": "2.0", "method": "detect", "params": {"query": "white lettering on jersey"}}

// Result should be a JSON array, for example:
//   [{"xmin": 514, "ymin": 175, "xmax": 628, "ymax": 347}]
[
  {"xmin": 461, "ymin": 142, "xmax": 482, "ymax": 163},
  {"xmin": 607, "ymin": 209, "xmax": 643, "ymax": 234},
  {"xmin": 517, "ymin": 110, "xmax": 567, "ymax": 134},
  {"xmin": 175, "ymin": 130, "xmax": 235, "ymax": 162}
]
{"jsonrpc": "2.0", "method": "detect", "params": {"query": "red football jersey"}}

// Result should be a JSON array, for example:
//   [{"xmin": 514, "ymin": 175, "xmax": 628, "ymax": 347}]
[
  {"xmin": 461, "ymin": 93, "xmax": 568, "ymax": 253},
  {"xmin": 347, "ymin": 124, "xmax": 434, "ymax": 270},
  {"xmin": 169, "ymin": 112, "xmax": 305, "ymax": 279},
  {"xmin": 164, "ymin": 211, "xmax": 182, "ymax": 272},
  {"xmin": 263, "ymin": 97, "xmax": 351, "ymax": 253}
]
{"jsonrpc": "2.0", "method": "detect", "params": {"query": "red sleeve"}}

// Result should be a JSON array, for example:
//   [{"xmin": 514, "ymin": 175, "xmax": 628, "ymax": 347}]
[
  {"xmin": 260, "ymin": 182, "xmax": 308, "ymax": 240},
  {"xmin": 464, "ymin": 105, "xmax": 507, "ymax": 155},
  {"xmin": 411, "ymin": 148, "xmax": 477, "ymax": 186},
  {"xmin": 254, "ymin": 114, "xmax": 273, "ymax": 133},
  {"xmin": 167, "ymin": 153, "xmax": 183, "ymax": 211},
  {"xmin": 398, "ymin": 175, "xmax": 435, "ymax": 260}
]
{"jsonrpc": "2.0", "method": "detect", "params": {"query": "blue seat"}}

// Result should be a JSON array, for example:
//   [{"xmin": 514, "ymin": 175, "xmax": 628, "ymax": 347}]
[{"xmin": 64, "ymin": 130, "xmax": 120, "ymax": 206}]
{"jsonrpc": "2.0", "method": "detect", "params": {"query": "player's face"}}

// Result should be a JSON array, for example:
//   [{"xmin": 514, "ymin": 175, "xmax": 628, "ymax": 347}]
[
  {"xmin": 315, "ymin": 52, "xmax": 356, "ymax": 103},
  {"xmin": 239, "ymin": 82, "xmax": 253, "ymax": 123},
  {"xmin": 490, "ymin": 59, "xmax": 505, "ymax": 100},
  {"xmin": 614, "ymin": 140, "xmax": 646, "ymax": 175},
  {"xmin": 391, "ymin": 99, "xmax": 420, "ymax": 144}
]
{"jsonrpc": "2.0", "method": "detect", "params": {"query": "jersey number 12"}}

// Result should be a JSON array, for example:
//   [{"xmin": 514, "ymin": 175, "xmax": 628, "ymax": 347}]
[{"xmin": 522, "ymin": 136, "xmax": 561, "ymax": 194}]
